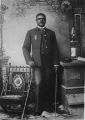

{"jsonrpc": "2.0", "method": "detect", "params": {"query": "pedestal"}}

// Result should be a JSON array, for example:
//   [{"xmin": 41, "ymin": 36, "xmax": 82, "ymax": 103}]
[{"xmin": 61, "ymin": 60, "xmax": 84, "ymax": 112}]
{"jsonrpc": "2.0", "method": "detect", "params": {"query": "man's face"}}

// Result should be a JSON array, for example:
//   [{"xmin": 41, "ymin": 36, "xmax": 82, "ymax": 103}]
[{"xmin": 36, "ymin": 15, "xmax": 46, "ymax": 27}]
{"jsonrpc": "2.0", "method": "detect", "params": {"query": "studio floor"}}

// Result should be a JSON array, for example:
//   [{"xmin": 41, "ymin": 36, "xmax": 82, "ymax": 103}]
[{"xmin": 0, "ymin": 104, "xmax": 84, "ymax": 120}]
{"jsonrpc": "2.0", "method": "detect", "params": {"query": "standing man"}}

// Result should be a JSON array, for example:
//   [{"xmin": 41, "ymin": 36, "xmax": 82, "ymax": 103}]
[{"xmin": 23, "ymin": 13, "xmax": 60, "ymax": 115}]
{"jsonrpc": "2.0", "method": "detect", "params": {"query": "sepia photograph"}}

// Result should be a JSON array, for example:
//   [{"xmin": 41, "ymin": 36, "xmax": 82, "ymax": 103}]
[{"xmin": 0, "ymin": 0, "xmax": 84, "ymax": 120}]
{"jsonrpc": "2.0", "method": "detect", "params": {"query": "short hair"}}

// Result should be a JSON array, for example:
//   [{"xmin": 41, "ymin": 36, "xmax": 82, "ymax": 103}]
[{"xmin": 36, "ymin": 13, "xmax": 46, "ymax": 19}]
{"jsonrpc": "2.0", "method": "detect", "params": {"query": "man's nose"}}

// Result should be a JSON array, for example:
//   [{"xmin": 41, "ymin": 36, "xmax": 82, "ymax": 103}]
[
  {"xmin": 40, "ymin": 19, "xmax": 43, "ymax": 21},
  {"xmin": 40, "ymin": 19, "xmax": 45, "ymax": 23}
]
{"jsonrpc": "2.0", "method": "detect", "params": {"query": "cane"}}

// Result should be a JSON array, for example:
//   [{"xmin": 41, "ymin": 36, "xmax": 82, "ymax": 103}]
[
  {"xmin": 21, "ymin": 67, "xmax": 33, "ymax": 120},
  {"xmin": 54, "ymin": 64, "xmax": 59, "ymax": 119}
]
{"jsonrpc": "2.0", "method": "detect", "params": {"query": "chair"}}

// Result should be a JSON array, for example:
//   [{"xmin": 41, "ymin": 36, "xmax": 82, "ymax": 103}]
[{"xmin": 0, "ymin": 64, "xmax": 35, "ymax": 113}]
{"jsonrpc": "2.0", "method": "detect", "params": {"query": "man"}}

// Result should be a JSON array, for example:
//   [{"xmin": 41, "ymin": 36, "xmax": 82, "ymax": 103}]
[{"xmin": 23, "ymin": 13, "xmax": 60, "ymax": 115}]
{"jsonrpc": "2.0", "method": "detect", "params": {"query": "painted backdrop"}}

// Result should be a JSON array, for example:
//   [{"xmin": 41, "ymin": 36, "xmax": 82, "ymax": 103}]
[{"xmin": 2, "ymin": 0, "xmax": 71, "ymax": 65}]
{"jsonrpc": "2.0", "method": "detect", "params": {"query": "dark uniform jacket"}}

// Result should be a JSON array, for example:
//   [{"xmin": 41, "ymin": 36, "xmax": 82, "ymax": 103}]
[{"xmin": 23, "ymin": 27, "xmax": 60, "ymax": 67}]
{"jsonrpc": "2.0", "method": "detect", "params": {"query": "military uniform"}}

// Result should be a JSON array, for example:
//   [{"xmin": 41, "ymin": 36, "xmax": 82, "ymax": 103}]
[{"xmin": 23, "ymin": 27, "xmax": 60, "ymax": 113}]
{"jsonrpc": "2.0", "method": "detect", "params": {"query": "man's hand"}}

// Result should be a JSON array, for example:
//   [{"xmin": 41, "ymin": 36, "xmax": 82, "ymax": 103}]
[{"xmin": 28, "ymin": 60, "xmax": 35, "ymax": 67}]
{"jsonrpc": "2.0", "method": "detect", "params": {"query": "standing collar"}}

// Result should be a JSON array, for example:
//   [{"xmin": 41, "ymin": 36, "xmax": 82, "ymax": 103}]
[{"xmin": 38, "ymin": 26, "xmax": 45, "ymax": 28}]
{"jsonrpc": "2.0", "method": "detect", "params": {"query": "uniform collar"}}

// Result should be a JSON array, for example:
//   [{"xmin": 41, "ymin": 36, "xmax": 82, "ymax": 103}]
[{"xmin": 37, "ymin": 26, "xmax": 45, "ymax": 29}]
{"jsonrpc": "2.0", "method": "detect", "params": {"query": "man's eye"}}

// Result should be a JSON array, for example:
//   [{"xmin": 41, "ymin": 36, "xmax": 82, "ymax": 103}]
[{"xmin": 37, "ymin": 18, "xmax": 45, "ymax": 20}]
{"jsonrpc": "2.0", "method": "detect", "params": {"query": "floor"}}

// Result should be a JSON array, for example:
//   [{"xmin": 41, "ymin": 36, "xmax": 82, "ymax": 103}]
[{"xmin": 0, "ymin": 104, "xmax": 84, "ymax": 120}]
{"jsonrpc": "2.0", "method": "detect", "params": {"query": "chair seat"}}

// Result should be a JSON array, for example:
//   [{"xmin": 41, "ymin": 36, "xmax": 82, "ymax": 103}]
[{"xmin": 0, "ymin": 95, "xmax": 25, "ymax": 103}]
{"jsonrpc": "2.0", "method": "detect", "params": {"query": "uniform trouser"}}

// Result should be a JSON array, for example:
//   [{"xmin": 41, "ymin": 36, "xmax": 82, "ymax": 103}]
[{"xmin": 33, "ymin": 66, "xmax": 56, "ymax": 113}]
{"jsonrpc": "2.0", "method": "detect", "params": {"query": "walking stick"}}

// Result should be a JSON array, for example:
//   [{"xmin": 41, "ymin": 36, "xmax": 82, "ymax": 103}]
[
  {"xmin": 54, "ymin": 64, "xmax": 59, "ymax": 119},
  {"xmin": 21, "ymin": 67, "xmax": 33, "ymax": 120}
]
